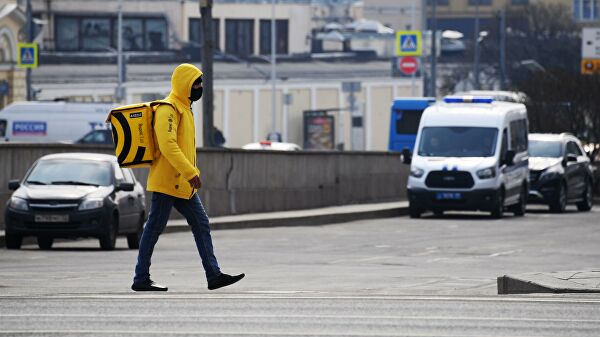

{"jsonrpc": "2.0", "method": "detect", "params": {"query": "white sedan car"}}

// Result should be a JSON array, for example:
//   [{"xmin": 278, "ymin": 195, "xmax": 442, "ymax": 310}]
[{"xmin": 242, "ymin": 141, "xmax": 302, "ymax": 151}]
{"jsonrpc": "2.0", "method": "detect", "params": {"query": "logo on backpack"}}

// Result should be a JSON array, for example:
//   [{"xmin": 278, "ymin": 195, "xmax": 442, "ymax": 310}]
[{"xmin": 129, "ymin": 112, "xmax": 143, "ymax": 119}]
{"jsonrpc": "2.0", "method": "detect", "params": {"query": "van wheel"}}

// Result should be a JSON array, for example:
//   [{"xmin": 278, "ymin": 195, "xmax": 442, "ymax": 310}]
[
  {"xmin": 37, "ymin": 236, "xmax": 54, "ymax": 250},
  {"xmin": 577, "ymin": 179, "xmax": 594, "ymax": 212},
  {"xmin": 491, "ymin": 190, "xmax": 504, "ymax": 219},
  {"xmin": 100, "ymin": 215, "xmax": 118, "ymax": 251},
  {"xmin": 510, "ymin": 185, "xmax": 527, "ymax": 216},
  {"xmin": 127, "ymin": 214, "xmax": 144, "ymax": 249},
  {"xmin": 550, "ymin": 182, "xmax": 567, "ymax": 213},
  {"xmin": 409, "ymin": 204, "xmax": 422, "ymax": 219},
  {"xmin": 5, "ymin": 233, "xmax": 22, "ymax": 250}
]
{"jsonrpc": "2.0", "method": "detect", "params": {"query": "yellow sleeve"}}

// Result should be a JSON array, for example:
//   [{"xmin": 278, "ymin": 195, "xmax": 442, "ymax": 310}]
[{"xmin": 154, "ymin": 104, "xmax": 198, "ymax": 180}]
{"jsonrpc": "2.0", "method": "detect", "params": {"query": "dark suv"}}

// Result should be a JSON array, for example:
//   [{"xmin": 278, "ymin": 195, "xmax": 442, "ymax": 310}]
[{"xmin": 528, "ymin": 133, "xmax": 594, "ymax": 212}]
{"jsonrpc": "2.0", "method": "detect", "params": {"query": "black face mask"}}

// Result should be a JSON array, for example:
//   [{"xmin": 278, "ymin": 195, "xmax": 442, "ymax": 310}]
[{"xmin": 190, "ymin": 86, "xmax": 203, "ymax": 102}]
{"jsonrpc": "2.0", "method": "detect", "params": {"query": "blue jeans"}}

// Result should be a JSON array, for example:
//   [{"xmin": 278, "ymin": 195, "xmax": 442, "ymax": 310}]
[{"xmin": 133, "ymin": 192, "xmax": 221, "ymax": 283}]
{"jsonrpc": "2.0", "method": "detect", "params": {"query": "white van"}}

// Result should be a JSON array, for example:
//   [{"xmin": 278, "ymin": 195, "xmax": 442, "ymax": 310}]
[
  {"xmin": 0, "ymin": 101, "xmax": 114, "ymax": 143},
  {"xmin": 403, "ymin": 96, "xmax": 529, "ymax": 218}
]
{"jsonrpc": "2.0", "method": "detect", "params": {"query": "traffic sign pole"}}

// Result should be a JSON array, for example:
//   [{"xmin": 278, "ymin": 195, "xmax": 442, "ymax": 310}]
[{"xmin": 26, "ymin": 0, "xmax": 33, "ymax": 101}]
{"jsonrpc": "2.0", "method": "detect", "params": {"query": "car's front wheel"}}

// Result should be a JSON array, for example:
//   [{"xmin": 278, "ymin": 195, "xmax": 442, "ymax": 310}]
[
  {"xmin": 37, "ymin": 236, "xmax": 54, "ymax": 250},
  {"xmin": 99, "ymin": 215, "xmax": 118, "ymax": 251},
  {"xmin": 409, "ymin": 203, "xmax": 423, "ymax": 218},
  {"xmin": 509, "ymin": 184, "xmax": 527, "ymax": 216},
  {"xmin": 5, "ymin": 233, "xmax": 22, "ymax": 250},
  {"xmin": 550, "ymin": 182, "xmax": 567, "ymax": 213},
  {"xmin": 491, "ymin": 190, "xmax": 504, "ymax": 219},
  {"xmin": 127, "ymin": 213, "xmax": 144, "ymax": 249},
  {"xmin": 577, "ymin": 179, "xmax": 594, "ymax": 212}
]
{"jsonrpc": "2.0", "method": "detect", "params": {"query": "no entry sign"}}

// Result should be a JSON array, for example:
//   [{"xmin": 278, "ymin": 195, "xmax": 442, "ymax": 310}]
[{"xmin": 399, "ymin": 57, "xmax": 418, "ymax": 75}]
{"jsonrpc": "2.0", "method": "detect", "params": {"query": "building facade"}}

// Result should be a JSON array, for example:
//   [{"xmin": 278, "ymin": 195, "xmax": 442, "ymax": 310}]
[
  {"xmin": 30, "ymin": 0, "xmax": 321, "ymax": 57},
  {"xmin": 426, "ymin": 0, "xmax": 577, "ymax": 38},
  {"xmin": 362, "ymin": 0, "xmax": 424, "ymax": 32},
  {"xmin": 0, "ymin": 3, "xmax": 26, "ymax": 110}
]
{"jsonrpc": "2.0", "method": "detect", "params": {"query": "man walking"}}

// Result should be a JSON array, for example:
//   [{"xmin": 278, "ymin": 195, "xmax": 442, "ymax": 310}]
[{"xmin": 132, "ymin": 63, "xmax": 244, "ymax": 291}]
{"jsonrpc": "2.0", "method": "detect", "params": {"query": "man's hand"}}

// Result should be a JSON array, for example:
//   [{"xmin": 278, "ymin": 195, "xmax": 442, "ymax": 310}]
[{"xmin": 188, "ymin": 175, "xmax": 202, "ymax": 189}]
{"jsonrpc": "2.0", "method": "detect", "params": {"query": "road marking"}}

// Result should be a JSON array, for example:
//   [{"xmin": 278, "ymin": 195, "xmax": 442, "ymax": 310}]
[
  {"xmin": 2, "ymin": 313, "xmax": 600, "ymax": 323},
  {"xmin": 0, "ymin": 331, "xmax": 587, "ymax": 337},
  {"xmin": 489, "ymin": 250, "xmax": 520, "ymax": 257},
  {"xmin": 3, "ymin": 294, "xmax": 600, "ymax": 304}
]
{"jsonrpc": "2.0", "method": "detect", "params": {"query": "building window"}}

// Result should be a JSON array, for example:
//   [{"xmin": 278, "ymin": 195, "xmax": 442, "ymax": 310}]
[
  {"xmin": 468, "ymin": 0, "xmax": 492, "ymax": 5},
  {"xmin": 55, "ymin": 17, "xmax": 79, "ymax": 51},
  {"xmin": 225, "ymin": 19, "xmax": 254, "ymax": 56},
  {"xmin": 146, "ymin": 19, "xmax": 168, "ymax": 51},
  {"xmin": 55, "ymin": 15, "xmax": 168, "ymax": 52},
  {"xmin": 113, "ymin": 18, "xmax": 143, "ymax": 51},
  {"xmin": 259, "ymin": 19, "xmax": 288, "ymax": 55},
  {"xmin": 189, "ymin": 18, "xmax": 220, "ymax": 51},
  {"xmin": 426, "ymin": 0, "xmax": 449, "ymax": 5},
  {"xmin": 81, "ymin": 18, "xmax": 110, "ymax": 51},
  {"xmin": 574, "ymin": 0, "xmax": 599, "ymax": 20}
]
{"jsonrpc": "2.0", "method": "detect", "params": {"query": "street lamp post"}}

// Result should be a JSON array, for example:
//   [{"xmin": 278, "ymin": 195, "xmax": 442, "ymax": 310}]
[
  {"xmin": 25, "ymin": 0, "xmax": 33, "ymax": 101},
  {"xmin": 474, "ymin": 0, "xmax": 480, "ymax": 90},
  {"xmin": 116, "ymin": 0, "xmax": 124, "ymax": 103},
  {"xmin": 430, "ymin": 0, "xmax": 437, "ymax": 97},
  {"xmin": 270, "ymin": 0, "xmax": 277, "ymax": 137},
  {"xmin": 200, "ymin": 0, "xmax": 215, "ymax": 147}
]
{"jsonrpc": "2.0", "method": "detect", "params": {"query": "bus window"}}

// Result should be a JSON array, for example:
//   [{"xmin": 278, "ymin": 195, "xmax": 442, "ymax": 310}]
[
  {"xmin": 388, "ymin": 98, "xmax": 434, "ymax": 152},
  {"xmin": 395, "ymin": 109, "xmax": 423, "ymax": 134},
  {"xmin": 0, "ymin": 120, "xmax": 6, "ymax": 138}
]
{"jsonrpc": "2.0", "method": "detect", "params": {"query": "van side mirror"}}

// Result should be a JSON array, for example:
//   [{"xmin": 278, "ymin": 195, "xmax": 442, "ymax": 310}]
[
  {"xmin": 503, "ymin": 150, "xmax": 516, "ymax": 166},
  {"xmin": 8, "ymin": 180, "xmax": 20, "ymax": 191},
  {"xmin": 116, "ymin": 182, "xmax": 134, "ymax": 192},
  {"xmin": 401, "ymin": 148, "xmax": 412, "ymax": 165}
]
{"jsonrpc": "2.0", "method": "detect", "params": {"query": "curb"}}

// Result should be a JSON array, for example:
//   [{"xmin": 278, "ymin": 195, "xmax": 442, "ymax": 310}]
[
  {"xmin": 1, "ymin": 204, "xmax": 409, "ymax": 248},
  {"xmin": 497, "ymin": 275, "xmax": 600, "ymax": 294},
  {"xmin": 165, "ymin": 206, "xmax": 409, "ymax": 234}
]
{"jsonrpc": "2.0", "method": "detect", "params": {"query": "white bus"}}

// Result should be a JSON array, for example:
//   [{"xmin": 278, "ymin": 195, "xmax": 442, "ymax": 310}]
[{"xmin": 0, "ymin": 101, "xmax": 114, "ymax": 143}]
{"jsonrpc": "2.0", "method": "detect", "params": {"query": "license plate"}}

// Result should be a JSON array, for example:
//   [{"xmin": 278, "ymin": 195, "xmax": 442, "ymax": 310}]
[
  {"xmin": 436, "ymin": 192, "xmax": 462, "ymax": 200},
  {"xmin": 34, "ymin": 214, "xmax": 69, "ymax": 223}
]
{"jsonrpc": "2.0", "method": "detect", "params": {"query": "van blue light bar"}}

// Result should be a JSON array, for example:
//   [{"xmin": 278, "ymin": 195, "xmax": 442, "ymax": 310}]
[{"xmin": 444, "ymin": 96, "xmax": 494, "ymax": 104}]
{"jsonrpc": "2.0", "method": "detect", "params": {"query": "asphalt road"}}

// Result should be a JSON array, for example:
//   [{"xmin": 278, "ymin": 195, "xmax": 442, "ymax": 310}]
[{"xmin": 1, "ymin": 205, "xmax": 599, "ymax": 336}]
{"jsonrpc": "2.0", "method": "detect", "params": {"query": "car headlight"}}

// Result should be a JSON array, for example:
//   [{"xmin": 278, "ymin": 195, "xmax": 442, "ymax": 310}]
[
  {"xmin": 78, "ymin": 198, "xmax": 104, "ymax": 210},
  {"xmin": 410, "ymin": 167, "xmax": 425, "ymax": 178},
  {"xmin": 477, "ymin": 167, "xmax": 496, "ymax": 179},
  {"xmin": 9, "ymin": 197, "xmax": 29, "ymax": 211},
  {"xmin": 540, "ymin": 165, "xmax": 562, "ymax": 180}
]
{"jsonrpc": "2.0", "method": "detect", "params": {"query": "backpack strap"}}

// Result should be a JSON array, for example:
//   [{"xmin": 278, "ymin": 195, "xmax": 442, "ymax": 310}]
[{"xmin": 149, "ymin": 100, "xmax": 175, "ymax": 126}]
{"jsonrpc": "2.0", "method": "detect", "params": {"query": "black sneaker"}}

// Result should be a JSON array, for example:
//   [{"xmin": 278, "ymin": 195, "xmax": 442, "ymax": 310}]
[
  {"xmin": 208, "ymin": 273, "xmax": 245, "ymax": 290},
  {"xmin": 131, "ymin": 279, "xmax": 168, "ymax": 292}
]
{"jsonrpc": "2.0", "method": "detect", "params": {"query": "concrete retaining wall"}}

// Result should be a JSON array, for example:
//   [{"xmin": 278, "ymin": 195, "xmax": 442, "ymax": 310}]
[{"xmin": 0, "ymin": 144, "xmax": 409, "ymax": 228}]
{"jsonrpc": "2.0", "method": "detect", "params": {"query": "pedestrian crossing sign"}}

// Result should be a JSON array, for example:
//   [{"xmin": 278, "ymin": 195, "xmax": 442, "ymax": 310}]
[
  {"xmin": 396, "ymin": 31, "xmax": 422, "ymax": 57},
  {"xmin": 17, "ymin": 43, "xmax": 38, "ymax": 68}
]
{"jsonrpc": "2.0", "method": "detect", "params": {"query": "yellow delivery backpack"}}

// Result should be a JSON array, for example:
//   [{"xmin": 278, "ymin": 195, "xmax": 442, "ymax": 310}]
[{"xmin": 106, "ymin": 101, "xmax": 173, "ymax": 168}]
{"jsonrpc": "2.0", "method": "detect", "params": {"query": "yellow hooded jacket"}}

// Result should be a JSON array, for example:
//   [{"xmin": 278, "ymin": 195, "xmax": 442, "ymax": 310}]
[{"xmin": 147, "ymin": 64, "xmax": 202, "ymax": 199}]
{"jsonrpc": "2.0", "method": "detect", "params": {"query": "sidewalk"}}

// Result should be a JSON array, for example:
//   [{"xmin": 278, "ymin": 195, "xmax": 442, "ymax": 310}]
[
  {"xmin": 0, "ymin": 201, "xmax": 409, "ymax": 248},
  {"xmin": 498, "ymin": 271, "xmax": 600, "ymax": 294}
]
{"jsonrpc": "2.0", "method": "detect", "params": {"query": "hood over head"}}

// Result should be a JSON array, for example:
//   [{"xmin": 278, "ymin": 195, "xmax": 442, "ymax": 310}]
[{"xmin": 169, "ymin": 63, "xmax": 203, "ymax": 107}]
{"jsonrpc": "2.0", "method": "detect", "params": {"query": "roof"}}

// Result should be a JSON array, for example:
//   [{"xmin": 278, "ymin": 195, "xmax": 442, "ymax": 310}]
[
  {"xmin": 32, "ymin": 61, "xmax": 393, "ymax": 85},
  {"xmin": 529, "ymin": 133, "xmax": 578, "ymax": 142},
  {"xmin": 40, "ymin": 153, "xmax": 118, "ymax": 162},
  {"xmin": 422, "ymin": 101, "xmax": 527, "ymax": 127}
]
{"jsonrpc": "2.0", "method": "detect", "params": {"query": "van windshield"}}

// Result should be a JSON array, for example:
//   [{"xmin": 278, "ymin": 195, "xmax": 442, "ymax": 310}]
[
  {"xmin": 0, "ymin": 119, "xmax": 6, "ymax": 138},
  {"xmin": 418, "ymin": 127, "xmax": 498, "ymax": 157}
]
